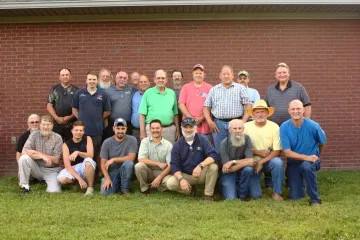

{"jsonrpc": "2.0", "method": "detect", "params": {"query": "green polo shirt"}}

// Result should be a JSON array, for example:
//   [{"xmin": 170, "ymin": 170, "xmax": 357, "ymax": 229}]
[{"xmin": 139, "ymin": 87, "xmax": 178, "ymax": 125}]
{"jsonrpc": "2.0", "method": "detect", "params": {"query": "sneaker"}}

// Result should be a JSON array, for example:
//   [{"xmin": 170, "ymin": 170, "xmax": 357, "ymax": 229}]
[
  {"xmin": 84, "ymin": 187, "xmax": 94, "ymax": 196},
  {"xmin": 19, "ymin": 187, "xmax": 30, "ymax": 195},
  {"xmin": 310, "ymin": 201, "xmax": 321, "ymax": 207},
  {"xmin": 141, "ymin": 190, "xmax": 150, "ymax": 196},
  {"xmin": 204, "ymin": 195, "xmax": 214, "ymax": 201},
  {"xmin": 122, "ymin": 190, "xmax": 130, "ymax": 196},
  {"xmin": 272, "ymin": 193, "xmax": 284, "ymax": 201}
]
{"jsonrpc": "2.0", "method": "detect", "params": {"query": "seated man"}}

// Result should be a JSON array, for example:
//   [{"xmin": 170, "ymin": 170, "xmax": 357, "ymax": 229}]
[
  {"xmin": 100, "ymin": 118, "xmax": 137, "ymax": 195},
  {"xmin": 16, "ymin": 114, "xmax": 40, "ymax": 163},
  {"xmin": 135, "ymin": 119, "xmax": 173, "ymax": 195},
  {"xmin": 220, "ymin": 119, "xmax": 255, "ymax": 200},
  {"xmin": 18, "ymin": 115, "xmax": 63, "ymax": 193},
  {"xmin": 167, "ymin": 118, "xmax": 219, "ymax": 201},
  {"xmin": 280, "ymin": 100, "xmax": 326, "ymax": 206},
  {"xmin": 244, "ymin": 100, "xmax": 284, "ymax": 201},
  {"xmin": 57, "ymin": 121, "xmax": 96, "ymax": 195}
]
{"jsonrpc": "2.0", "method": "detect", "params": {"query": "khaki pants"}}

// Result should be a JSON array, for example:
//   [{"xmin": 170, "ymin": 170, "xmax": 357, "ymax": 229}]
[
  {"xmin": 134, "ymin": 162, "xmax": 170, "ymax": 192},
  {"xmin": 167, "ymin": 163, "xmax": 218, "ymax": 196},
  {"xmin": 146, "ymin": 124, "xmax": 176, "ymax": 144}
]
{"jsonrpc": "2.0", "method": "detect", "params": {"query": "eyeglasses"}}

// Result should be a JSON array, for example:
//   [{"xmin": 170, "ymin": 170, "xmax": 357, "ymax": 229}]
[
  {"xmin": 29, "ymin": 121, "xmax": 39, "ymax": 124},
  {"xmin": 238, "ymin": 77, "xmax": 247, "ymax": 80}
]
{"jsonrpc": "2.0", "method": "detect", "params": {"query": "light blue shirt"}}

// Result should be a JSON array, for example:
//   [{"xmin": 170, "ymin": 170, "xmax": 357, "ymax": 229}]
[
  {"xmin": 246, "ymin": 87, "xmax": 260, "ymax": 106},
  {"xmin": 131, "ymin": 91, "xmax": 143, "ymax": 128}
]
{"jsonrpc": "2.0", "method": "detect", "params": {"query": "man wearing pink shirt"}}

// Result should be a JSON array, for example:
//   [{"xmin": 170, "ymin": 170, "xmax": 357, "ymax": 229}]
[{"xmin": 178, "ymin": 64, "xmax": 213, "ymax": 138}]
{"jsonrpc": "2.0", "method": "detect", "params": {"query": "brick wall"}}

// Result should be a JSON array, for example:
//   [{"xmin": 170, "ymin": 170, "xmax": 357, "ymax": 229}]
[{"xmin": 1, "ymin": 19, "xmax": 359, "ymax": 177}]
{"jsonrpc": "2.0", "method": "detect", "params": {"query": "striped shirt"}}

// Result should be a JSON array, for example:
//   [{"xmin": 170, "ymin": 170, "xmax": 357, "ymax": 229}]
[
  {"xmin": 264, "ymin": 80, "xmax": 311, "ymax": 126},
  {"xmin": 204, "ymin": 82, "xmax": 252, "ymax": 119}
]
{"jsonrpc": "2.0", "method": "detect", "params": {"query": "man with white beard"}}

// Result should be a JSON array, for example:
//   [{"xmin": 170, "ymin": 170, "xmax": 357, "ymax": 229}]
[
  {"xmin": 167, "ymin": 118, "xmax": 219, "ymax": 201},
  {"xmin": 220, "ymin": 119, "xmax": 255, "ymax": 200},
  {"xmin": 18, "ymin": 115, "xmax": 63, "ymax": 193},
  {"xmin": 98, "ymin": 68, "xmax": 113, "ymax": 90}
]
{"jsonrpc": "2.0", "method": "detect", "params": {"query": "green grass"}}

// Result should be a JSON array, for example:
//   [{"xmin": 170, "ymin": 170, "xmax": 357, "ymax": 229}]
[{"xmin": 1, "ymin": 171, "xmax": 360, "ymax": 240}]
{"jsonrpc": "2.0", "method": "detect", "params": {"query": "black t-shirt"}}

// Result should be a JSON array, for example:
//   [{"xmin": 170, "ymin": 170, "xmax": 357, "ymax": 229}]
[
  {"xmin": 47, "ymin": 84, "xmax": 79, "ymax": 118},
  {"xmin": 16, "ymin": 130, "xmax": 31, "ymax": 152},
  {"xmin": 65, "ymin": 137, "xmax": 87, "ymax": 165}
]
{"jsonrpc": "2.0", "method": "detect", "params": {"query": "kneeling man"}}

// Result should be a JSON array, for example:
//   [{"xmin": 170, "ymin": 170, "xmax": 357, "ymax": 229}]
[
  {"xmin": 57, "ymin": 121, "xmax": 96, "ymax": 195},
  {"xmin": 167, "ymin": 118, "xmax": 219, "ymax": 200},
  {"xmin": 100, "ymin": 118, "xmax": 137, "ymax": 195},
  {"xmin": 18, "ymin": 115, "xmax": 63, "ymax": 193},
  {"xmin": 135, "ymin": 119, "xmax": 173, "ymax": 195},
  {"xmin": 280, "ymin": 100, "xmax": 326, "ymax": 206},
  {"xmin": 220, "ymin": 119, "xmax": 255, "ymax": 200},
  {"xmin": 244, "ymin": 100, "xmax": 284, "ymax": 201}
]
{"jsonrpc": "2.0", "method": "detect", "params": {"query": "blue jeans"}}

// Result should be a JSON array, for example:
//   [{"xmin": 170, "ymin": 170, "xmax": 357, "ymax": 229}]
[
  {"xmin": 100, "ymin": 160, "xmax": 134, "ymax": 195},
  {"xmin": 212, "ymin": 119, "xmax": 230, "ymax": 153},
  {"xmin": 249, "ymin": 157, "xmax": 284, "ymax": 198},
  {"xmin": 221, "ymin": 166, "xmax": 254, "ymax": 200},
  {"xmin": 287, "ymin": 160, "xmax": 321, "ymax": 203}
]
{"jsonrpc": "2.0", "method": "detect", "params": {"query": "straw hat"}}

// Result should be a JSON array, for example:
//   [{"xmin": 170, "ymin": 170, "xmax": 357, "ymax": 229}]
[{"xmin": 247, "ymin": 100, "xmax": 275, "ymax": 118}]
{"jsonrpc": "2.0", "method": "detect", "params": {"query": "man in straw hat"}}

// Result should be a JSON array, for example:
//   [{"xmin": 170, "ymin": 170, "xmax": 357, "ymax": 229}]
[{"xmin": 244, "ymin": 99, "xmax": 284, "ymax": 201}]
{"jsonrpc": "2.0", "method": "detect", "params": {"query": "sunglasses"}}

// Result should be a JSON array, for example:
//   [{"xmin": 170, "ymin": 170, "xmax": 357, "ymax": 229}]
[{"xmin": 29, "ymin": 121, "xmax": 39, "ymax": 124}]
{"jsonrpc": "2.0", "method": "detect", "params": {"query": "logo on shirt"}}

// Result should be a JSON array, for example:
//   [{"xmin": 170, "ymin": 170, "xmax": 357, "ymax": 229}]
[
  {"xmin": 97, "ymin": 95, "xmax": 103, "ymax": 101},
  {"xmin": 200, "ymin": 93, "xmax": 207, "ymax": 97},
  {"xmin": 125, "ymin": 91, "xmax": 131, "ymax": 94},
  {"xmin": 196, "ymin": 146, "xmax": 202, "ymax": 151},
  {"xmin": 80, "ymin": 93, "xmax": 86, "ymax": 97}
]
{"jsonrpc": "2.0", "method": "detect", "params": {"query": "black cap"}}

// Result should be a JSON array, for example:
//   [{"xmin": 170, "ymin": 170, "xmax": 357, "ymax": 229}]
[{"xmin": 181, "ymin": 117, "xmax": 196, "ymax": 127}]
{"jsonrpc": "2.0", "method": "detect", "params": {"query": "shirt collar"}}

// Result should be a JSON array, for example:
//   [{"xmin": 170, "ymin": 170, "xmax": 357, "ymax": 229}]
[{"xmin": 275, "ymin": 80, "xmax": 292, "ymax": 90}]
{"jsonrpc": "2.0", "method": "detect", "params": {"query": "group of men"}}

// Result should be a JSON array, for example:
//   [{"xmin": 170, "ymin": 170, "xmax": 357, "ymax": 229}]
[{"xmin": 15, "ymin": 62, "xmax": 326, "ymax": 206}]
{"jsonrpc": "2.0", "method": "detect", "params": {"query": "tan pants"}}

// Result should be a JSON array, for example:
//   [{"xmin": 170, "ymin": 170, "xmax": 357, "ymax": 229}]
[
  {"xmin": 146, "ymin": 124, "xmax": 176, "ymax": 144},
  {"xmin": 134, "ymin": 162, "xmax": 170, "ymax": 192},
  {"xmin": 167, "ymin": 163, "xmax": 218, "ymax": 196}
]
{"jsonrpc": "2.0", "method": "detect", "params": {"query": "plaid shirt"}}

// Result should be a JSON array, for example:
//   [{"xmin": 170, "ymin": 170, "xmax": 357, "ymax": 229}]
[{"xmin": 204, "ymin": 82, "xmax": 252, "ymax": 119}]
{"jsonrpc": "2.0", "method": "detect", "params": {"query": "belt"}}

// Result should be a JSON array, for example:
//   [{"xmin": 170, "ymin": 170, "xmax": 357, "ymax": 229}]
[
  {"xmin": 162, "ymin": 122, "xmax": 175, "ymax": 128},
  {"xmin": 216, "ymin": 116, "xmax": 242, "ymax": 122}
]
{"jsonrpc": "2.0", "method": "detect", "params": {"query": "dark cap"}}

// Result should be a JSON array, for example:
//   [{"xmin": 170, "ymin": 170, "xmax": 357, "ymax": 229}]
[
  {"xmin": 181, "ymin": 117, "xmax": 196, "ymax": 127},
  {"xmin": 114, "ymin": 118, "xmax": 127, "ymax": 127}
]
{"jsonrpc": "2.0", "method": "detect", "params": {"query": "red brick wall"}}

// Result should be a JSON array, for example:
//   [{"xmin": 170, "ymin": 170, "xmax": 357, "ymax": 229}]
[{"xmin": 1, "ymin": 19, "xmax": 359, "ymax": 177}]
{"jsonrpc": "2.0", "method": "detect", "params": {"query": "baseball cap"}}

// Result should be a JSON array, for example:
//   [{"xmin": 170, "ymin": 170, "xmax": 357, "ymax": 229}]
[
  {"xmin": 114, "ymin": 118, "xmax": 127, "ymax": 127},
  {"xmin": 237, "ymin": 70, "xmax": 249, "ymax": 77},
  {"xmin": 193, "ymin": 64, "xmax": 204, "ymax": 71},
  {"xmin": 181, "ymin": 117, "xmax": 196, "ymax": 127}
]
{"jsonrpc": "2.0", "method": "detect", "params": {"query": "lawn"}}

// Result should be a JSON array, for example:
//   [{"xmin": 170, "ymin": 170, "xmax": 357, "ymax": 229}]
[{"xmin": 1, "ymin": 171, "xmax": 360, "ymax": 240}]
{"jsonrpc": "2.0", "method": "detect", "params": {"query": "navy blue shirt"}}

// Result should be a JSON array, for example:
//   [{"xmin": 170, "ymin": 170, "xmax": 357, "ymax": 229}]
[
  {"xmin": 71, "ymin": 88, "xmax": 111, "ymax": 136},
  {"xmin": 171, "ymin": 134, "xmax": 219, "ymax": 175}
]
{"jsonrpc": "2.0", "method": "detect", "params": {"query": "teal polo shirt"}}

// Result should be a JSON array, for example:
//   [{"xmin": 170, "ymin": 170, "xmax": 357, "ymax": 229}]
[{"xmin": 139, "ymin": 87, "xmax": 178, "ymax": 125}]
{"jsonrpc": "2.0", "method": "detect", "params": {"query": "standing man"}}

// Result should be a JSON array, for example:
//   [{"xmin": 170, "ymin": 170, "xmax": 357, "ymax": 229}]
[
  {"xmin": 100, "ymin": 118, "xmax": 137, "ymax": 195},
  {"xmin": 280, "ymin": 100, "xmax": 326, "ymax": 206},
  {"xmin": 179, "ymin": 64, "xmax": 212, "ymax": 138},
  {"xmin": 244, "ymin": 100, "xmax": 284, "ymax": 201},
  {"xmin": 18, "ymin": 115, "xmax": 63, "ymax": 193},
  {"xmin": 139, "ymin": 69, "xmax": 180, "ymax": 144},
  {"xmin": 131, "ymin": 75, "xmax": 151, "ymax": 145},
  {"xmin": 72, "ymin": 71, "xmax": 111, "ymax": 174},
  {"xmin": 16, "ymin": 114, "xmax": 40, "ymax": 162},
  {"xmin": 47, "ymin": 68, "xmax": 78, "ymax": 141},
  {"xmin": 220, "ymin": 119, "xmax": 254, "ymax": 200},
  {"xmin": 167, "ymin": 118, "xmax": 219, "ymax": 201},
  {"xmin": 130, "ymin": 71, "xmax": 141, "ymax": 87},
  {"xmin": 135, "ymin": 119, "xmax": 173, "ymax": 195},
  {"xmin": 57, "ymin": 121, "xmax": 96, "ymax": 195},
  {"xmin": 264, "ymin": 62, "xmax": 311, "ymax": 126},
  {"xmin": 171, "ymin": 69, "xmax": 184, "ymax": 125},
  {"xmin": 203, "ymin": 65, "xmax": 252, "ymax": 153},
  {"xmin": 236, "ymin": 70, "xmax": 260, "ymax": 106},
  {"xmin": 98, "ymin": 68, "xmax": 113, "ymax": 90}
]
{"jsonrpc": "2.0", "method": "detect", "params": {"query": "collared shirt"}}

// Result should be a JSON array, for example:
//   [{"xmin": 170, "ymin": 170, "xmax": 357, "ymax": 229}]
[
  {"xmin": 47, "ymin": 84, "xmax": 79, "ymax": 118},
  {"xmin": 71, "ymin": 88, "xmax": 111, "ymax": 136},
  {"xmin": 264, "ymin": 80, "xmax": 311, "ymax": 126},
  {"xmin": 139, "ymin": 86, "xmax": 178, "ymax": 125},
  {"xmin": 204, "ymin": 82, "xmax": 252, "ymax": 119},
  {"xmin": 246, "ymin": 87, "xmax": 260, "ymax": 106},
  {"xmin": 131, "ymin": 91, "xmax": 143, "ymax": 128},
  {"xmin": 280, "ymin": 118, "xmax": 326, "ymax": 164},
  {"xmin": 138, "ymin": 136, "xmax": 173, "ymax": 169},
  {"xmin": 219, "ymin": 135, "xmax": 253, "ymax": 165},
  {"xmin": 170, "ymin": 134, "xmax": 219, "ymax": 175},
  {"xmin": 105, "ymin": 85, "xmax": 137, "ymax": 122},
  {"xmin": 22, "ymin": 131, "xmax": 63, "ymax": 168}
]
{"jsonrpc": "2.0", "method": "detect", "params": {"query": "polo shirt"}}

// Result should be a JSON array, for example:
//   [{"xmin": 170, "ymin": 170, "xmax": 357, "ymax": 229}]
[
  {"xmin": 139, "ymin": 87, "xmax": 178, "ymax": 126},
  {"xmin": 280, "ymin": 118, "xmax": 326, "ymax": 164},
  {"xmin": 219, "ymin": 135, "xmax": 253, "ymax": 165},
  {"xmin": 131, "ymin": 91, "xmax": 143, "ymax": 128},
  {"xmin": 264, "ymin": 80, "xmax": 311, "ymax": 126},
  {"xmin": 138, "ymin": 136, "xmax": 173, "ymax": 169},
  {"xmin": 71, "ymin": 88, "xmax": 111, "ymax": 137},
  {"xmin": 105, "ymin": 85, "xmax": 136, "ymax": 123},
  {"xmin": 246, "ymin": 87, "xmax": 260, "ymax": 106},
  {"xmin": 244, "ymin": 120, "xmax": 281, "ymax": 162},
  {"xmin": 204, "ymin": 82, "xmax": 252, "ymax": 119},
  {"xmin": 170, "ymin": 134, "xmax": 219, "ymax": 175},
  {"xmin": 47, "ymin": 84, "xmax": 79, "ymax": 118},
  {"xmin": 178, "ymin": 81, "xmax": 212, "ymax": 134}
]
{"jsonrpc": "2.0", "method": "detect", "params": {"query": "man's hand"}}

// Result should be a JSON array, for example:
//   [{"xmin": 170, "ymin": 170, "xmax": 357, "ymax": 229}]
[
  {"xmin": 55, "ymin": 116, "xmax": 64, "ymax": 124},
  {"xmin": 101, "ymin": 178, "xmax": 113, "ymax": 191},
  {"xmin": 194, "ymin": 117, "xmax": 203, "ymax": 126},
  {"xmin": 158, "ymin": 162, "xmax": 168, "ymax": 170},
  {"xmin": 69, "ymin": 151, "xmax": 79, "ymax": 161},
  {"xmin": 222, "ymin": 161, "xmax": 233, "ymax": 173},
  {"xmin": 78, "ymin": 178, "xmax": 88, "ymax": 189},
  {"xmin": 140, "ymin": 130, "xmax": 146, "ymax": 141},
  {"xmin": 175, "ymin": 130, "xmax": 180, "ymax": 140},
  {"xmin": 151, "ymin": 176, "xmax": 162, "ymax": 188},
  {"xmin": 63, "ymin": 115, "xmax": 72, "ymax": 124},
  {"xmin": 305, "ymin": 155, "xmax": 319, "ymax": 163},
  {"xmin": 254, "ymin": 161, "xmax": 263, "ymax": 174},
  {"xmin": 42, "ymin": 155, "xmax": 52, "ymax": 167},
  {"xmin": 245, "ymin": 158, "xmax": 256, "ymax": 167},
  {"xmin": 256, "ymin": 149, "xmax": 271, "ymax": 158},
  {"xmin": 192, "ymin": 166, "xmax": 202, "ymax": 178},
  {"xmin": 105, "ymin": 159, "xmax": 114, "ymax": 170},
  {"xmin": 208, "ymin": 120, "xmax": 219, "ymax": 134},
  {"xmin": 180, "ymin": 179, "xmax": 191, "ymax": 193}
]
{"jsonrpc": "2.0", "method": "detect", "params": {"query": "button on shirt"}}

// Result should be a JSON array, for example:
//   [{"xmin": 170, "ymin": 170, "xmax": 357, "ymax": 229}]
[
  {"xmin": 138, "ymin": 136, "xmax": 173, "ymax": 169},
  {"xmin": 131, "ymin": 91, "xmax": 143, "ymax": 128},
  {"xmin": 204, "ymin": 82, "xmax": 252, "ymax": 119}
]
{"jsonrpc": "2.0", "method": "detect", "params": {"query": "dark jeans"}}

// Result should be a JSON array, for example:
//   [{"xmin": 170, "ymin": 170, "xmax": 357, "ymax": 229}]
[
  {"xmin": 53, "ymin": 124, "xmax": 72, "ymax": 142},
  {"xmin": 90, "ymin": 135, "xmax": 102, "ymax": 181}
]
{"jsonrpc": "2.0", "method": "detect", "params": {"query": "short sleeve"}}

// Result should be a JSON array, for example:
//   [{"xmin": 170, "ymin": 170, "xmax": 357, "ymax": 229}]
[
  {"xmin": 128, "ymin": 136, "xmax": 138, "ymax": 154},
  {"xmin": 47, "ymin": 87, "xmax": 56, "ymax": 105},
  {"xmin": 138, "ymin": 138, "xmax": 149, "ymax": 159},
  {"xmin": 71, "ymin": 90, "xmax": 80, "ymax": 109},
  {"xmin": 139, "ymin": 91, "xmax": 148, "ymax": 115},
  {"xmin": 272, "ymin": 126, "xmax": 282, "ymax": 151},
  {"xmin": 300, "ymin": 85, "xmax": 311, "ymax": 106},
  {"xmin": 100, "ymin": 139, "xmax": 110, "ymax": 160},
  {"xmin": 53, "ymin": 135, "xmax": 63, "ymax": 158},
  {"xmin": 280, "ymin": 124, "xmax": 291, "ymax": 150},
  {"xmin": 240, "ymin": 86, "xmax": 252, "ymax": 105},
  {"xmin": 315, "ymin": 123, "xmax": 327, "ymax": 146},
  {"xmin": 244, "ymin": 135, "xmax": 253, "ymax": 158},
  {"xmin": 219, "ymin": 138, "xmax": 230, "ymax": 165},
  {"xmin": 178, "ymin": 85, "xmax": 187, "ymax": 104},
  {"xmin": 203, "ymin": 88, "xmax": 214, "ymax": 107},
  {"xmin": 165, "ymin": 143, "xmax": 172, "ymax": 165}
]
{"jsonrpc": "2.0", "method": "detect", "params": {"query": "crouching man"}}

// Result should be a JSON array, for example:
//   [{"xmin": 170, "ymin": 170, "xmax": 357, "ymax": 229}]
[
  {"xmin": 18, "ymin": 115, "xmax": 63, "ymax": 193},
  {"xmin": 135, "ymin": 119, "xmax": 173, "ymax": 195},
  {"xmin": 167, "ymin": 118, "xmax": 219, "ymax": 201},
  {"xmin": 57, "ymin": 121, "xmax": 96, "ymax": 195}
]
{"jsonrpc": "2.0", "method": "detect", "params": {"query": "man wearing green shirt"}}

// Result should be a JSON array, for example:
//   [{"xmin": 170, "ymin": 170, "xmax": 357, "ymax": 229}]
[{"xmin": 139, "ymin": 69, "xmax": 180, "ymax": 144}]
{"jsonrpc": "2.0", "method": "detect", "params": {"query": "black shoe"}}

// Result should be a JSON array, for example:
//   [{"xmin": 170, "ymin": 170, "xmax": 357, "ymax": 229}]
[
  {"xmin": 189, "ymin": 185, "xmax": 197, "ymax": 197},
  {"xmin": 19, "ymin": 188, "xmax": 30, "ymax": 195},
  {"xmin": 239, "ymin": 196, "xmax": 250, "ymax": 202}
]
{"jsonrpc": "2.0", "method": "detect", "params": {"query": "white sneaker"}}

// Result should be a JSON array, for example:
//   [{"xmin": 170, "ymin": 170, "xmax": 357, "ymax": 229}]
[{"xmin": 84, "ymin": 187, "xmax": 94, "ymax": 196}]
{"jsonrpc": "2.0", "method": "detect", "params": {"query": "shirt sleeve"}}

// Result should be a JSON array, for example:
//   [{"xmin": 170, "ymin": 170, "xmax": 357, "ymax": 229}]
[
  {"xmin": 170, "ymin": 142, "xmax": 182, "ymax": 174},
  {"xmin": 202, "ymin": 137, "xmax": 219, "ymax": 163},
  {"xmin": 219, "ymin": 138, "xmax": 230, "ymax": 165},
  {"xmin": 203, "ymin": 87, "xmax": 214, "ymax": 107},
  {"xmin": 71, "ymin": 90, "xmax": 80, "ymax": 109},
  {"xmin": 16, "ymin": 133, "xmax": 27, "ymax": 152},
  {"xmin": 280, "ymin": 124, "xmax": 291, "ymax": 150},
  {"xmin": 264, "ymin": 88, "xmax": 270, "ymax": 106},
  {"xmin": 103, "ymin": 91, "xmax": 111, "ymax": 111},
  {"xmin": 138, "ymin": 91, "xmax": 148, "ymax": 115},
  {"xmin": 314, "ymin": 123, "xmax": 327, "ymax": 146},
  {"xmin": 178, "ymin": 85, "xmax": 187, "ymax": 104},
  {"xmin": 53, "ymin": 135, "xmax": 63, "ymax": 158},
  {"xmin": 22, "ymin": 132, "xmax": 36, "ymax": 152},
  {"xmin": 165, "ymin": 142, "xmax": 173, "ymax": 165},
  {"xmin": 47, "ymin": 87, "xmax": 56, "ymax": 105},
  {"xmin": 137, "ymin": 138, "xmax": 149, "ymax": 159},
  {"xmin": 300, "ymin": 85, "xmax": 311, "ymax": 106},
  {"xmin": 100, "ymin": 139, "xmax": 110, "ymax": 160},
  {"xmin": 240, "ymin": 86, "xmax": 252, "ymax": 105},
  {"xmin": 244, "ymin": 135, "xmax": 253, "ymax": 158},
  {"xmin": 128, "ymin": 136, "xmax": 138, "ymax": 153}
]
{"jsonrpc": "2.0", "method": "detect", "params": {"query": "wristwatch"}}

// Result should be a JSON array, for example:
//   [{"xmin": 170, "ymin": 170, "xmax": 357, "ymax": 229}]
[
  {"xmin": 232, "ymin": 160, "xmax": 236, "ymax": 166},
  {"xmin": 198, "ymin": 163, "xmax": 204, "ymax": 170}
]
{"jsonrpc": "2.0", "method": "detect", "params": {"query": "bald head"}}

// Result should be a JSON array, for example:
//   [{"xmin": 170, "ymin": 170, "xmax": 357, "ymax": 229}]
[{"xmin": 288, "ymin": 99, "xmax": 305, "ymax": 121}]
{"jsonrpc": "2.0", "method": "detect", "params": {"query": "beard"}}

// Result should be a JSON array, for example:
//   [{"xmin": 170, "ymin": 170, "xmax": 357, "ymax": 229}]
[
  {"xmin": 30, "ymin": 127, "xmax": 39, "ymax": 132},
  {"xmin": 41, "ymin": 130, "xmax": 52, "ymax": 137},
  {"xmin": 99, "ymin": 79, "xmax": 112, "ymax": 89},
  {"xmin": 230, "ymin": 134, "xmax": 246, "ymax": 147},
  {"xmin": 182, "ymin": 129, "xmax": 196, "ymax": 140}
]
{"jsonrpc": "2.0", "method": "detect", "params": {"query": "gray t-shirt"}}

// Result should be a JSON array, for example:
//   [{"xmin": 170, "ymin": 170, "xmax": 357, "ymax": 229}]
[
  {"xmin": 100, "ymin": 135, "xmax": 138, "ymax": 172},
  {"xmin": 219, "ymin": 135, "xmax": 253, "ymax": 165},
  {"xmin": 105, "ymin": 85, "xmax": 137, "ymax": 122}
]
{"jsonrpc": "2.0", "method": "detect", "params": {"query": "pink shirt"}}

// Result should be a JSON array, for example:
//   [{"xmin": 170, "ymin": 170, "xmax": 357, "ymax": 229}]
[{"xmin": 179, "ymin": 81, "xmax": 212, "ymax": 134}]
